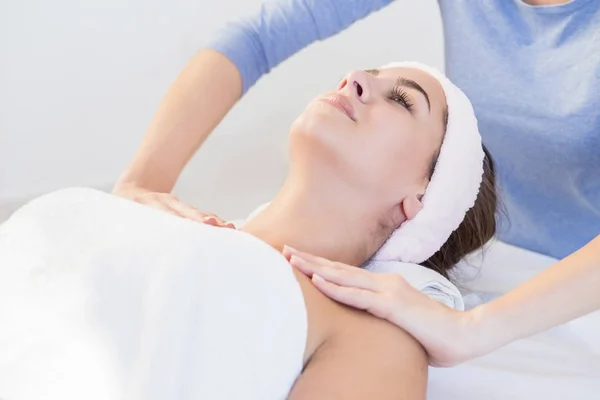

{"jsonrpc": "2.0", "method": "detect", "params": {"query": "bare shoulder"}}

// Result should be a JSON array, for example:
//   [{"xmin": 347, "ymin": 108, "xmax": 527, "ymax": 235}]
[
  {"xmin": 292, "ymin": 268, "xmax": 346, "ymax": 362},
  {"xmin": 291, "ymin": 270, "xmax": 428, "ymax": 399}
]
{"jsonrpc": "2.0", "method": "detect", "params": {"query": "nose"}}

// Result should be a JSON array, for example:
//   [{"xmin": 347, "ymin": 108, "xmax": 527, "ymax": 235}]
[{"xmin": 338, "ymin": 70, "xmax": 371, "ymax": 103}]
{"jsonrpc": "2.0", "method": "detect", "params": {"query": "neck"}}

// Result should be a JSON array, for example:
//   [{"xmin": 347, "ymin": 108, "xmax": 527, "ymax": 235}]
[{"xmin": 241, "ymin": 179, "xmax": 377, "ymax": 267}]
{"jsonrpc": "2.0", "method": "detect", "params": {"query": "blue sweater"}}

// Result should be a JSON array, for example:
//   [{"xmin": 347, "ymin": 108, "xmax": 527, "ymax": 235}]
[{"xmin": 208, "ymin": 0, "xmax": 600, "ymax": 259}]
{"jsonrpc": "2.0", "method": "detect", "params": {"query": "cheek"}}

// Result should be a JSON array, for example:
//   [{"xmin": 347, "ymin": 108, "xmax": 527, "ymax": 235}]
[
  {"xmin": 288, "ymin": 105, "xmax": 358, "ymax": 170},
  {"xmin": 358, "ymin": 115, "xmax": 431, "ymax": 190},
  {"xmin": 291, "ymin": 101, "xmax": 353, "ymax": 141}
]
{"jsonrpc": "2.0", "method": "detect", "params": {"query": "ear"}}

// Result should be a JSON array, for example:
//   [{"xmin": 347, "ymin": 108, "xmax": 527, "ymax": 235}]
[{"xmin": 401, "ymin": 194, "xmax": 424, "ymax": 221}]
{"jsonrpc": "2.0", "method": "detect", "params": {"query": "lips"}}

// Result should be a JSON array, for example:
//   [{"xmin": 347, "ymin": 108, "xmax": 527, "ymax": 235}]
[{"xmin": 318, "ymin": 94, "xmax": 356, "ymax": 121}]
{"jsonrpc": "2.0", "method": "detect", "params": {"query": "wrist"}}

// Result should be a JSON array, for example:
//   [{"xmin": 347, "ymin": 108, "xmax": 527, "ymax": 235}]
[
  {"xmin": 465, "ymin": 303, "xmax": 499, "ymax": 359},
  {"xmin": 113, "ymin": 177, "xmax": 144, "ymax": 194},
  {"xmin": 114, "ymin": 160, "xmax": 180, "ymax": 195},
  {"xmin": 113, "ymin": 174, "xmax": 171, "ymax": 195}
]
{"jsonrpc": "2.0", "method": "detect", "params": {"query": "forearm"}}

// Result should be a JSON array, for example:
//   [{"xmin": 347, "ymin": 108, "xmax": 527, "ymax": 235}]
[
  {"xmin": 474, "ymin": 234, "xmax": 600, "ymax": 353},
  {"xmin": 116, "ymin": 0, "xmax": 396, "ymax": 194},
  {"xmin": 115, "ymin": 49, "xmax": 242, "ymax": 193}
]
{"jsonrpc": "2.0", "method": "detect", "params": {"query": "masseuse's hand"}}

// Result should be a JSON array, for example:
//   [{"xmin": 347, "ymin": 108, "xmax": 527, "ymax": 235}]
[
  {"xmin": 113, "ymin": 183, "xmax": 235, "ymax": 228},
  {"xmin": 284, "ymin": 246, "xmax": 483, "ymax": 367}
]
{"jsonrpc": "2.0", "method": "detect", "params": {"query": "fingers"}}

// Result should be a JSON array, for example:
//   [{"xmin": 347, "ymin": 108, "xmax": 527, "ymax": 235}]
[
  {"xmin": 123, "ymin": 189, "xmax": 235, "ymax": 229},
  {"xmin": 165, "ymin": 200, "xmax": 234, "ymax": 228},
  {"xmin": 167, "ymin": 199, "xmax": 211, "ymax": 223},
  {"xmin": 155, "ymin": 195, "xmax": 232, "ymax": 228},
  {"xmin": 145, "ymin": 198, "xmax": 182, "ymax": 216},
  {"xmin": 311, "ymin": 274, "xmax": 387, "ymax": 315},
  {"xmin": 286, "ymin": 247, "xmax": 408, "ymax": 326},
  {"xmin": 287, "ymin": 250, "xmax": 334, "ymax": 267},
  {"xmin": 284, "ymin": 246, "xmax": 354, "ymax": 271},
  {"xmin": 282, "ymin": 245, "xmax": 321, "ymax": 262},
  {"xmin": 288, "ymin": 252, "xmax": 382, "ymax": 292}
]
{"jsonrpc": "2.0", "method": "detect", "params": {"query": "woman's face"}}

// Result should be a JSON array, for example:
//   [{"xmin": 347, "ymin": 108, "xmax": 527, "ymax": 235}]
[{"xmin": 289, "ymin": 66, "xmax": 448, "ymax": 219}]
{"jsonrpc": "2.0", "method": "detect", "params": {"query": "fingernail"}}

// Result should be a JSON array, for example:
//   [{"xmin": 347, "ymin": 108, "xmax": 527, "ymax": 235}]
[
  {"xmin": 312, "ymin": 274, "xmax": 325, "ymax": 284},
  {"xmin": 290, "ymin": 255, "xmax": 305, "ymax": 265},
  {"xmin": 283, "ymin": 245, "xmax": 297, "ymax": 253}
]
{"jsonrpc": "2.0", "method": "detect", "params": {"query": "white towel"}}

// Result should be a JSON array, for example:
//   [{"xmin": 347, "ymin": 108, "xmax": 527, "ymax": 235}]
[{"xmin": 0, "ymin": 188, "xmax": 307, "ymax": 400}]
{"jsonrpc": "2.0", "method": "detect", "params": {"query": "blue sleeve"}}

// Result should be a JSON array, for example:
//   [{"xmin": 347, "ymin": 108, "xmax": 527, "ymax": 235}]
[{"xmin": 206, "ymin": 0, "xmax": 396, "ymax": 93}]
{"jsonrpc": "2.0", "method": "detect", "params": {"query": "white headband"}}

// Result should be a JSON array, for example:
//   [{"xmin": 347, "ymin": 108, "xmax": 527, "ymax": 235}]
[{"xmin": 373, "ymin": 62, "xmax": 485, "ymax": 264}]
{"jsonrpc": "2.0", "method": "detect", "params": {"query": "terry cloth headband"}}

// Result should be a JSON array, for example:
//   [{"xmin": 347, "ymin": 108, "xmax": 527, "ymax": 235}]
[{"xmin": 373, "ymin": 62, "xmax": 485, "ymax": 264}]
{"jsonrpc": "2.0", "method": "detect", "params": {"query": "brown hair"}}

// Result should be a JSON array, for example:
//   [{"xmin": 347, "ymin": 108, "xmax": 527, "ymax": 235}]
[{"xmin": 421, "ymin": 145, "xmax": 498, "ymax": 278}]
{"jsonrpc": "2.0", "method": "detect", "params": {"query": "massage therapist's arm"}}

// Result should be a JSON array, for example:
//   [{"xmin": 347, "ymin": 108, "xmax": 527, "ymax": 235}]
[
  {"xmin": 288, "ymin": 313, "xmax": 428, "ymax": 400},
  {"xmin": 114, "ymin": 49, "xmax": 242, "ymax": 196},
  {"xmin": 114, "ymin": 0, "xmax": 396, "ymax": 203},
  {"xmin": 287, "ymin": 235, "xmax": 600, "ymax": 366},
  {"xmin": 471, "ymin": 234, "xmax": 600, "ymax": 357}
]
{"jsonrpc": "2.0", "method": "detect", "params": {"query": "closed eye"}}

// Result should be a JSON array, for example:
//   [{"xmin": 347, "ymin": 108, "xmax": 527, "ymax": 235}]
[{"xmin": 388, "ymin": 86, "xmax": 414, "ymax": 112}]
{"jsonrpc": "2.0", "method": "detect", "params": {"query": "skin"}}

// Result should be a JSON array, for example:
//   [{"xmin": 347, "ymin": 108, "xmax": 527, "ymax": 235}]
[
  {"xmin": 114, "ymin": 50, "xmax": 241, "ymax": 226},
  {"xmin": 113, "ymin": 0, "xmax": 597, "ymax": 370},
  {"xmin": 239, "ymin": 66, "xmax": 447, "ymax": 398},
  {"xmin": 288, "ymin": 234, "xmax": 600, "ymax": 367},
  {"xmin": 243, "ymin": 67, "xmax": 446, "ymax": 266}
]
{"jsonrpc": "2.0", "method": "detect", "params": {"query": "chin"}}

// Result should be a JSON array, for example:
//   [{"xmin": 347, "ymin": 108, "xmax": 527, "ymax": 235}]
[{"xmin": 293, "ymin": 104, "xmax": 350, "ymax": 139}]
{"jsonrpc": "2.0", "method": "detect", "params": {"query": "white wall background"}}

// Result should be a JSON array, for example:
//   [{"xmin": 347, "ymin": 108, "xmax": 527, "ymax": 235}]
[{"xmin": 0, "ymin": 0, "xmax": 443, "ymax": 222}]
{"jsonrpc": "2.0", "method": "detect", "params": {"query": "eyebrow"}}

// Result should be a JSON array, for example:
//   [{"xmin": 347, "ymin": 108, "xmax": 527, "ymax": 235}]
[
  {"xmin": 366, "ymin": 68, "xmax": 431, "ymax": 113},
  {"xmin": 397, "ymin": 77, "xmax": 431, "ymax": 113}
]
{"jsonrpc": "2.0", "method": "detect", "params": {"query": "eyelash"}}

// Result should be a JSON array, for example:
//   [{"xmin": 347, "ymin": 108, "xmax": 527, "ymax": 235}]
[{"xmin": 388, "ymin": 86, "xmax": 414, "ymax": 111}]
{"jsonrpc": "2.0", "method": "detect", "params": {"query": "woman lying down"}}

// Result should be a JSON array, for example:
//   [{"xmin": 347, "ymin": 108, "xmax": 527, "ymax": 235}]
[{"xmin": 0, "ymin": 62, "xmax": 497, "ymax": 399}]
